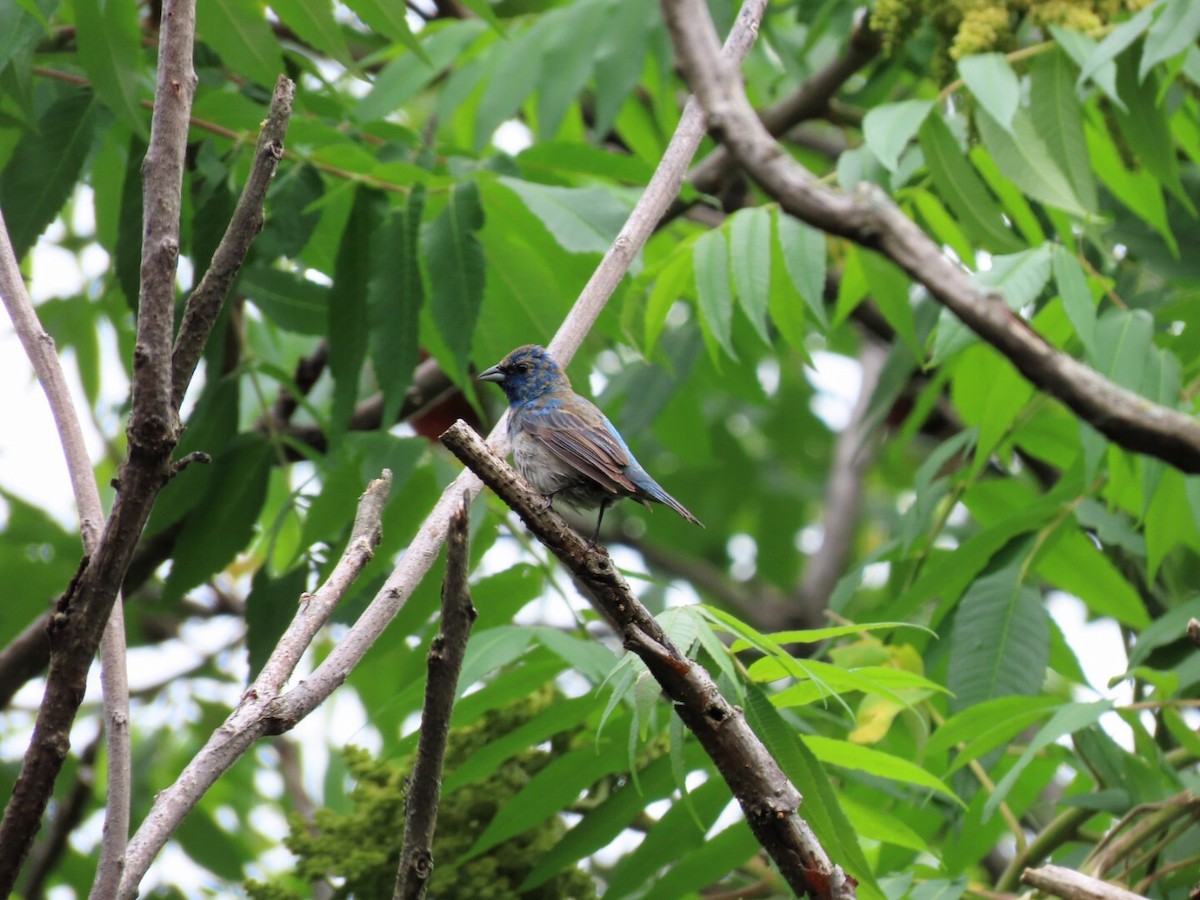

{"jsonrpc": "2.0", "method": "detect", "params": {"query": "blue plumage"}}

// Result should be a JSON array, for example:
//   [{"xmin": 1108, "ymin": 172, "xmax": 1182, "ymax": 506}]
[{"xmin": 478, "ymin": 345, "xmax": 703, "ymax": 543}]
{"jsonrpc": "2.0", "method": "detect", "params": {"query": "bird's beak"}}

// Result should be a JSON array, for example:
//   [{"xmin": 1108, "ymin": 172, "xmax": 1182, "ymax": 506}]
[{"xmin": 477, "ymin": 364, "xmax": 505, "ymax": 383}]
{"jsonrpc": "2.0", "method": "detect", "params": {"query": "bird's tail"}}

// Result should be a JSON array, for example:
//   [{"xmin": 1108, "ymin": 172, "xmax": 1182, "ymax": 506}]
[{"xmin": 633, "ymin": 471, "xmax": 703, "ymax": 527}]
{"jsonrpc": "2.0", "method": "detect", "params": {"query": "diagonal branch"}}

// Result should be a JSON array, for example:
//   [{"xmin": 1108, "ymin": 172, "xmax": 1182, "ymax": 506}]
[
  {"xmin": 440, "ymin": 420, "xmax": 855, "ymax": 900},
  {"xmin": 117, "ymin": 470, "xmax": 393, "ymax": 899},
  {"xmin": 661, "ymin": 0, "xmax": 1200, "ymax": 475},
  {"xmin": 394, "ymin": 493, "xmax": 477, "ymax": 900}
]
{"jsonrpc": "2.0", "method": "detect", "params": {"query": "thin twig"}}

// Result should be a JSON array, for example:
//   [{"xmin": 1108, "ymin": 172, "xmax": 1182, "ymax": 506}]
[
  {"xmin": 394, "ymin": 493, "xmax": 477, "ymax": 900},
  {"xmin": 661, "ymin": 0, "xmax": 1200, "ymax": 474},
  {"xmin": 440, "ymin": 420, "xmax": 855, "ymax": 900},
  {"xmin": 117, "ymin": 470, "xmax": 393, "ymax": 899}
]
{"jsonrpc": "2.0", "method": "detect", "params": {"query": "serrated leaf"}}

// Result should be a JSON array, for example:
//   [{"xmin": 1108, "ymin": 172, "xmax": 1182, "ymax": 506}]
[
  {"xmin": 1051, "ymin": 25, "xmax": 1122, "ymax": 108},
  {"xmin": 976, "ymin": 108, "xmax": 1090, "ymax": 216},
  {"xmin": 74, "ymin": 0, "xmax": 145, "ymax": 134},
  {"xmin": 1076, "ymin": 4, "xmax": 1156, "ymax": 91},
  {"xmin": 368, "ymin": 187, "xmax": 425, "ymax": 426},
  {"xmin": 984, "ymin": 700, "xmax": 1113, "ymax": 820},
  {"xmin": 642, "ymin": 824, "xmax": 759, "ymax": 900},
  {"xmin": 947, "ymin": 557, "xmax": 1050, "ymax": 710},
  {"xmin": 424, "ymin": 181, "xmax": 485, "ymax": 381},
  {"xmin": 1093, "ymin": 308, "xmax": 1154, "ymax": 391},
  {"xmin": 1142, "ymin": 0, "xmax": 1200, "ymax": 77},
  {"xmin": 919, "ymin": 114, "xmax": 1023, "ymax": 254},
  {"xmin": 604, "ymin": 776, "xmax": 732, "ymax": 899},
  {"xmin": 862, "ymin": 98, "xmax": 934, "ymax": 172},
  {"xmin": 328, "ymin": 189, "xmax": 382, "ymax": 432},
  {"xmin": 240, "ymin": 265, "xmax": 330, "ymax": 335},
  {"xmin": 643, "ymin": 249, "xmax": 693, "ymax": 352},
  {"xmin": 693, "ymin": 227, "xmax": 736, "ymax": 359},
  {"xmin": 163, "ymin": 436, "xmax": 274, "ymax": 602},
  {"xmin": 462, "ymin": 733, "xmax": 629, "ymax": 861},
  {"xmin": 1112, "ymin": 56, "xmax": 1194, "ymax": 214},
  {"xmin": 1052, "ymin": 245, "xmax": 1097, "ymax": 357},
  {"xmin": 743, "ymin": 687, "xmax": 879, "ymax": 891},
  {"xmin": 499, "ymin": 177, "xmax": 628, "ymax": 255},
  {"xmin": 805, "ymin": 735, "xmax": 962, "ymax": 803},
  {"xmin": 591, "ymin": 0, "xmax": 654, "ymax": 140},
  {"xmin": 773, "ymin": 208, "xmax": 827, "ymax": 325},
  {"xmin": 958, "ymin": 53, "xmax": 1019, "ymax": 132},
  {"xmin": 197, "ymin": 0, "xmax": 285, "ymax": 89},
  {"xmin": 727, "ymin": 206, "xmax": 771, "ymax": 343},
  {"xmin": 475, "ymin": 20, "xmax": 549, "ymax": 149},
  {"xmin": 1031, "ymin": 49, "xmax": 1098, "ymax": 213},
  {"xmin": 536, "ymin": 1, "xmax": 606, "ymax": 140},
  {"xmin": 344, "ymin": 0, "xmax": 428, "ymax": 63},
  {"xmin": 0, "ymin": 89, "xmax": 97, "ymax": 260},
  {"xmin": 271, "ymin": 0, "xmax": 355, "ymax": 69},
  {"xmin": 0, "ymin": 0, "xmax": 51, "ymax": 78}
]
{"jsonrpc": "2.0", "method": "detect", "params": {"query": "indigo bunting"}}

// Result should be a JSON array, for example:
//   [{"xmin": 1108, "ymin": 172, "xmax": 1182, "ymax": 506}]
[{"xmin": 478, "ymin": 345, "xmax": 703, "ymax": 543}]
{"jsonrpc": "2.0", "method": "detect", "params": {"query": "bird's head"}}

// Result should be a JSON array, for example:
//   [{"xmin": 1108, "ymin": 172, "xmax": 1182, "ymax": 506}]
[{"xmin": 477, "ymin": 345, "xmax": 572, "ymax": 405}]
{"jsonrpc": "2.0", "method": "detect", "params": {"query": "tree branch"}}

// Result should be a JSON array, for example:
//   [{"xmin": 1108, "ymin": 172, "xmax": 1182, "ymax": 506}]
[
  {"xmin": 394, "ymin": 493, "xmax": 476, "ymax": 900},
  {"xmin": 117, "ymin": 470, "xmax": 393, "ymax": 898},
  {"xmin": 440, "ymin": 420, "xmax": 855, "ymax": 900},
  {"xmin": 661, "ymin": 0, "xmax": 1200, "ymax": 474},
  {"xmin": 1021, "ymin": 865, "xmax": 1148, "ymax": 900},
  {"xmin": 171, "ymin": 75, "xmax": 294, "ymax": 409}
]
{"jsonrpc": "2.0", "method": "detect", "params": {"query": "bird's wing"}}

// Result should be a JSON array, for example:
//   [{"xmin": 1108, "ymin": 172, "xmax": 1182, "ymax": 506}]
[{"xmin": 520, "ymin": 401, "xmax": 640, "ymax": 496}]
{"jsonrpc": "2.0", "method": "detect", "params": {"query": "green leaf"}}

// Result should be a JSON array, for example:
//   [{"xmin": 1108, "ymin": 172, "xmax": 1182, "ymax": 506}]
[
  {"xmin": 743, "ymin": 687, "xmax": 878, "ymax": 891},
  {"xmin": 0, "ymin": 88, "xmax": 97, "ymax": 260},
  {"xmin": 245, "ymin": 566, "xmax": 308, "ymax": 679},
  {"xmin": 604, "ymin": 776, "xmax": 733, "ymax": 899},
  {"xmin": 693, "ymin": 227, "xmax": 736, "ymax": 359},
  {"xmin": 927, "ymin": 695, "xmax": 1061, "ymax": 765},
  {"xmin": 499, "ymin": 177, "xmax": 628, "ymax": 255},
  {"xmin": 1141, "ymin": 0, "xmax": 1200, "ymax": 77},
  {"xmin": 1052, "ymin": 245, "xmax": 1097, "ymax": 357},
  {"xmin": 773, "ymin": 208, "xmax": 827, "ymax": 326},
  {"xmin": 984, "ymin": 700, "xmax": 1113, "ymax": 820},
  {"xmin": 423, "ymin": 181, "xmax": 485, "ymax": 381},
  {"xmin": 1052, "ymin": 25, "xmax": 1122, "ymax": 108},
  {"xmin": 1084, "ymin": 115, "xmax": 1176, "ymax": 253},
  {"xmin": 535, "ymin": 1, "xmax": 606, "ymax": 140},
  {"xmin": 1092, "ymin": 308, "xmax": 1154, "ymax": 390},
  {"xmin": 1031, "ymin": 49, "xmax": 1098, "ymax": 213},
  {"xmin": 520, "ymin": 741, "xmax": 710, "ymax": 891},
  {"xmin": 642, "ymin": 824, "xmax": 760, "ymax": 900},
  {"xmin": 475, "ymin": 19, "xmax": 549, "ymax": 150},
  {"xmin": 462, "ymin": 730, "xmax": 630, "ymax": 861},
  {"xmin": 976, "ymin": 108, "xmax": 1090, "ymax": 216},
  {"xmin": 958, "ymin": 53, "xmax": 1019, "ymax": 132},
  {"xmin": 838, "ymin": 794, "xmax": 930, "ymax": 853},
  {"xmin": 1112, "ymin": 56, "xmax": 1195, "ymax": 214},
  {"xmin": 197, "ymin": 0, "xmax": 285, "ymax": 90},
  {"xmin": 239, "ymin": 264, "xmax": 330, "ymax": 335},
  {"xmin": 328, "ymin": 188, "xmax": 382, "ymax": 432},
  {"xmin": 860, "ymin": 249, "xmax": 920, "ymax": 357},
  {"xmin": 0, "ymin": 0, "xmax": 52, "ymax": 79},
  {"xmin": 271, "ymin": 0, "xmax": 355, "ymax": 69},
  {"xmin": 911, "ymin": 188, "xmax": 975, "ymax": 266},
  {"xmin": 591, "ymin": 0, "xmax": 655, "ymax": 140},
  {"xmin": 355, "ymin": 20, "xmax": 486, "ymax": 123},
  {"xmin": 643, "ymin": 249, "xmax": 693, "ymax": 352},
  {"xmin": 947, "ymin": 556, "xmax": 1050, "ymax": 710},
  {"xmin": 343, "ymin": 0, "xmax": 429, "ymax": 63},
  {"xmin": 456, "ymin": 0, "xmax": 504, "ymax": 32},
  {"xmin": 74, "ymin": 0, "xmax": 145, "ymax": 134},
  {"xmin": 727, "ymin": 206, "xmax": 772, "ymax": 343},
  {"xmin": 919, "ymin": 114, "xmax": 1024, "ymax": 254},
  {"xmin": 1076, "ymin": 3, "xmax": 1156, "ymax": 92},
  {"xmin": 805, "ymin": 735, "xmax": 961, "ymax": 803},
  {"xmin": 163, "ymin": 435, "xmax": 274, "ymax": 602},
  {"xmin": 368, "ymin": 187, "xmax": 425, "ymax": 426},
  {"xmin": 862, "ymin": 99, "xmax": 934, "ymax": 172}
]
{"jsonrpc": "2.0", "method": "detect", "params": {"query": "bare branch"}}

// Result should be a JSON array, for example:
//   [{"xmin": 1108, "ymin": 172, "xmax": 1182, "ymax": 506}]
[
  {"xmin": 394, "ymin": 494, "xmax": 477, "ymax": 900},
  {"xmin": 661, "ymin": 0, "xmax": 1200, "ymax": 474},
  {"xmin": 1021, "ymin": 865, "xmax": 1148, "ymax": 900},
  {"xmin": 21, "ymin": 734, "xmax": 100, "ymax": 899},
  {"xmin": 441, "ymin": 420, "xmax": 855, "ymax": 900},
  {"xmin": 171, "ymin": 75, "xmax": 295, "ymax": 409},
  {"xmin": 118, "ymin": 470, "xmax": 393, "ymax": 898}
]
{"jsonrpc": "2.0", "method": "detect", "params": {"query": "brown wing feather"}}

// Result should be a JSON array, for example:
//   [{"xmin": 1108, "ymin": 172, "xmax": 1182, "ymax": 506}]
[{"xmin": 521, "ymin": 403, "xmax": 640, "ymax": 496}]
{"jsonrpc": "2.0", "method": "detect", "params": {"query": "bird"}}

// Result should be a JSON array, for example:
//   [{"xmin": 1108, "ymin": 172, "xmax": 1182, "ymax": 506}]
[{"xmin": 477, "ymin": 345, "xmax": 703, "ymax": 545}]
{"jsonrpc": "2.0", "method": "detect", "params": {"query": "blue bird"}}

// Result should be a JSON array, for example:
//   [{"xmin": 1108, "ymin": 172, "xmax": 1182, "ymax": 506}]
[{"xmin": 478, "ymin": 345, "xmax": 703, "ymax": 544}]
